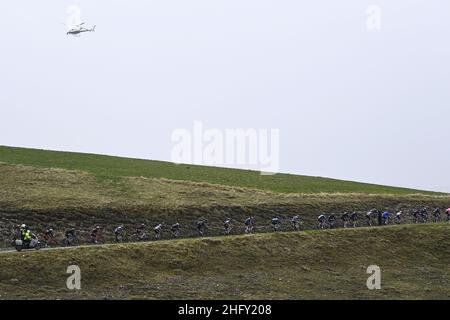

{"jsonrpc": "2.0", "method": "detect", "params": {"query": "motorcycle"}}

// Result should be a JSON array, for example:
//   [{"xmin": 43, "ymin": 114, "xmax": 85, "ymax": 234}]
[{"xmin": 12, "ymin": 235, "xmax": 42, "ymax": 252}]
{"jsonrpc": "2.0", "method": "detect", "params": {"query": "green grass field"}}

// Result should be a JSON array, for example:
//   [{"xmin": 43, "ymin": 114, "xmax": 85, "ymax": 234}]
[
  {"xmin": 0, "ymin": 145, "xmax": 449, "ymax": 300},
  {"xmin": 0, "ymin": 224, "xmax": 448, "ymax": 299},
  {"xmin": 0, "ymin": 145, "xmax": 443, "ymax": 195}
]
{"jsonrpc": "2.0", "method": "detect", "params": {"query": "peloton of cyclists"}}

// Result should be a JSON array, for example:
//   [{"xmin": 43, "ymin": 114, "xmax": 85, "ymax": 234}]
[{"xmin": 8, "ymin": 205, "xmax": 450, "ymax": 249}]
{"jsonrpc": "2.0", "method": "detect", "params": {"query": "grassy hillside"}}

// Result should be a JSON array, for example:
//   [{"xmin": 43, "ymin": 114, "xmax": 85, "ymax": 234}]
[
  {"xmin": 1, "ymin": 161, "xmax": 448, "ymax": 246},
  {"xmin": 0, "ymin": 145, "xmax": 448, "ymax": 247},
  {"xmin": 0, "ymin": 224, "xmax": 448, "ymax": 299},
  {"xmin": 0, "ymin": 145, "xmax": 442, "ymax": 195}
]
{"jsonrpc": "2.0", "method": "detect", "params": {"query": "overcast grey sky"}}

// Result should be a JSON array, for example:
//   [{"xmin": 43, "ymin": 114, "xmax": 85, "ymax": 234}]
[{"xmin": 1, "ymin": 1, "xmax": 449, "ymax": 192}]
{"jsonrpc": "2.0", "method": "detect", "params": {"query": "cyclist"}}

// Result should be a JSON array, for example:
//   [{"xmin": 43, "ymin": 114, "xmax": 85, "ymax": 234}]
[
  {"xmin": 366, "ymin": 209, "xmax": 375, "ymax": 226},
  {"xmin": 395, "ymin": 210, "xmax": 404, "ymax": 224},
  {"xmin": 377, "ymin": 209, "xmax": 383, "ymax": 226},
  {"xmin": 317, "ymin": 214, "xmax": 327, "ymax": 229},
  {"xmin": 340, "ymin": 212, "xmax": 350, "ymax": 228},
  {"xmin": 350, "ymin": 212, "xmax": 358, "ymax": 227},
  {"xmin": 244, "ymin": 216, "xmax": 254, "ymax": 234},
  {"xmin": 43, "ymin": 228, "xmax": 56, "ymax": 246},
  {"xmin": 153, "ymin": 224, "xmax": 163, "ymax": 240},
  {"xmin": 64, "ymin": 228, "xmax": 77, "ymax": 246},
  {"xmin": 420, "ymin": 207, "xmax": 428, "ymax": 223},
  {"xmin": 170, "ymin": 223, "xmax": 181, "ymax": 238},
  {"xmin": 134, "ymin": 223, "xmax": 146, "ymax": 240},
  {"xmin": 291, "ymin": 215, "xmax": 301, "ymax": 231},
  {"xmin": 327, "ymin": 213, "xmax": 337, "ymax": 229},
  {"xmin": 432, "ymin": 208, "xmax": 441, "ymax": 222},
  {"xmin": 223, "ymin": 218, "xmax": 232, "ymax": 235},
  {"xmin": 114, "ymin": 226, "xmax": 123, "ymax": 242},
  {"xmin": 412, "ymin": 209, "xmax": 420, "ymax": 224},
  {"xmin": 271, "ymin": 216, "xmax": 281, "ymax": 232},
  {"xmin": 382, "ymin": 210, "xmax": 390, "ymax": 225},
  {"xmin": 196, "ymin": 219, "xmax": 208, "ymax": 236},
  {"xmin": 90, "ymin": 226, "xmax": 101, "ymax": 244}
]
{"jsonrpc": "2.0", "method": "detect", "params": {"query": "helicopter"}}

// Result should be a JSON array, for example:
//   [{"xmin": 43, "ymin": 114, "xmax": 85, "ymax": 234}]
[{"xmin": 66, "ymin": 22, "xmax": 96, "ymax": 36}]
